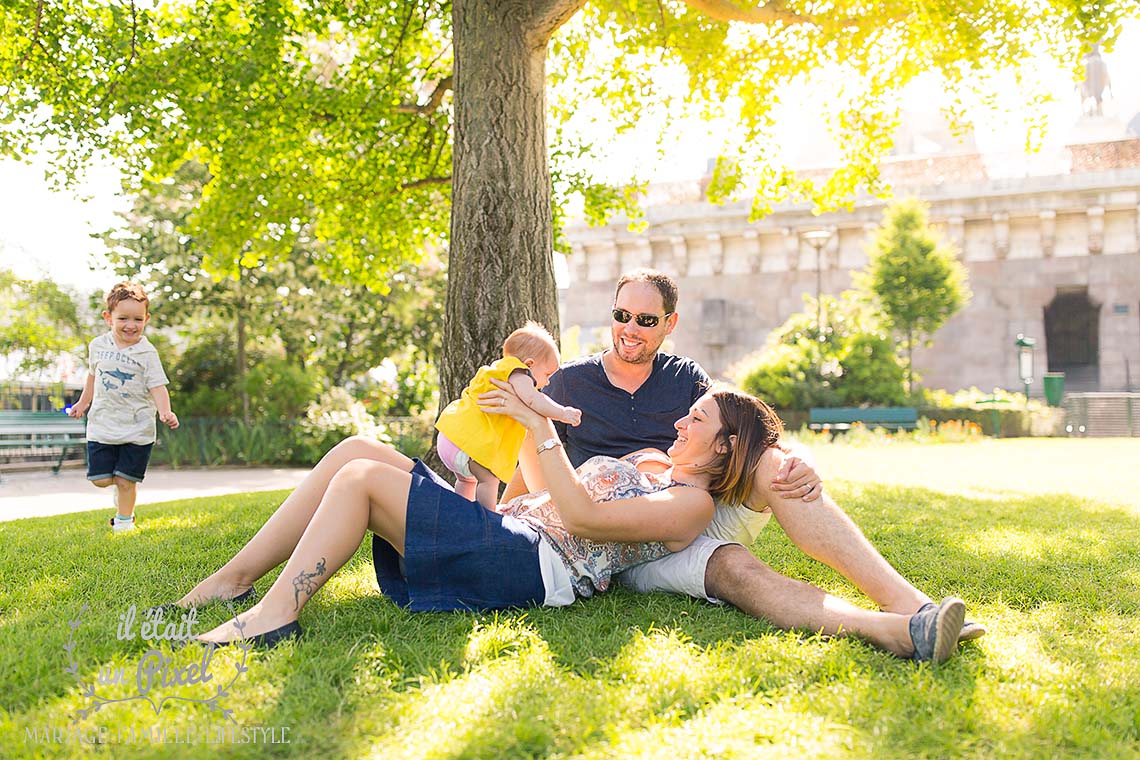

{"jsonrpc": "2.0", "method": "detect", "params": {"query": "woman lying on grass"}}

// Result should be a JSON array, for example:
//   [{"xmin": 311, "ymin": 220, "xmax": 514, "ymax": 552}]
[
  {"xmin": 179, "ymin": 383, "xmax": 966, "ymax": 664},
  {"xmin": 180, "ymin": 385, "xmax": 771, "ymax": 641}
]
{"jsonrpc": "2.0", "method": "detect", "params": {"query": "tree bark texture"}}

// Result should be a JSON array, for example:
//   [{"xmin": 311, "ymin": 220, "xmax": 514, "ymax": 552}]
[{"xmin": 441, "ymin": 0, "xmax": 583, "ymax": 418}]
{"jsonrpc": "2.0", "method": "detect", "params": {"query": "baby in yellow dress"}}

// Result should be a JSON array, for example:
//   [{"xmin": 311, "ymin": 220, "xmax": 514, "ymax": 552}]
[{"xmin": 435, "ymin": 322, "xmax": 581, "ymax": 509}]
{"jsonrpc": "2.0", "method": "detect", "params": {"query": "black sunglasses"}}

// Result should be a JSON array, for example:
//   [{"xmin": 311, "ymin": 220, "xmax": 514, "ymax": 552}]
[{"xmin": 612, "ymin": 308, "xmax": 673, "ymax": 328}]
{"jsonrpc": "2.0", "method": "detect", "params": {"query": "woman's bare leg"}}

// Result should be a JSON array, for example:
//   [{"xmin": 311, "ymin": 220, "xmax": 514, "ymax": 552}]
[
  {"xmin": 197, "ymin": 459, "xmax": 413, "ymax": 643},
  {"xmin": 178, "ymin": 436, "xmax": 414, "ymax": 606}
]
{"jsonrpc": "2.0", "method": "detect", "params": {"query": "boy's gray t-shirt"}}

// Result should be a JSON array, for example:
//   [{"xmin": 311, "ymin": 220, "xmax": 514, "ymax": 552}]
[{"xmin": 85, "ymin": 333, "xmax": 170, "ymax": 445}]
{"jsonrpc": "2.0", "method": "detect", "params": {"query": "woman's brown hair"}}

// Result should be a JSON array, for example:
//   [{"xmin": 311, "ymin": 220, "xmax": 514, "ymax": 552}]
[{"xmin": 693, "ymin": 384, "xmax": 784, "ymax": 504}]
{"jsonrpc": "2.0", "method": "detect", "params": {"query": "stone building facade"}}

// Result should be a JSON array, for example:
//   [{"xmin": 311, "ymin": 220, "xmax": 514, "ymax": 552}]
[{"xmin": 561, "ymin": 138, "xmax": 1140, "ymax": 395}]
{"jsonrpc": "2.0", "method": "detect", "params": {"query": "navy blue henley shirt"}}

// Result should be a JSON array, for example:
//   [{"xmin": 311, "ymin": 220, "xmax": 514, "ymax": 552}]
[{"xmin": 543, "ymin": 352, "xmax": 711, "ymax": 468}]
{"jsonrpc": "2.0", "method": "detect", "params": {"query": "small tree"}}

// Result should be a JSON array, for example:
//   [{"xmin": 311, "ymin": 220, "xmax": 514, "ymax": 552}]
[
  {"xmin": 0, "ymin": 268, "xmax": 87, "ymax": 379},
  {"xmin": 863, "ymin": 199, "xmax": 971, "ymax": 395}
]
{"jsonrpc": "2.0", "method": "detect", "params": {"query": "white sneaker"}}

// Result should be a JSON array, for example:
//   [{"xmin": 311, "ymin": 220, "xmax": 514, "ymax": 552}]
[{"xmin": 110, "ymin": 516, "xmax": 136, "ymax": 532}]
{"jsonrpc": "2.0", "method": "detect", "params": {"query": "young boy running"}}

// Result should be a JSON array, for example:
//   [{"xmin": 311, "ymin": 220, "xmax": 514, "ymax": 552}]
[{"xmin": 69, "ymin": 282, "xmax": 179, "ymax": 532}]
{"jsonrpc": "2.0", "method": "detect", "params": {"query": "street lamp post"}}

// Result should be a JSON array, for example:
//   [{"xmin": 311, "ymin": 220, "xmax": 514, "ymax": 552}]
[
  {"xmin": 1016, "ymin": 334, "xmax": 1036, "ymax": 404},
  {"xmin": 802, "ymin": 228, "xmax": 834, "ymax": 369}
]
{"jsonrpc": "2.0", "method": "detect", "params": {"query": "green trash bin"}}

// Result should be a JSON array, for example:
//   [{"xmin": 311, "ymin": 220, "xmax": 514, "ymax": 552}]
[{"xmin": 1043, "ymin": 372, "xmax": 1065, "ymax": 407}]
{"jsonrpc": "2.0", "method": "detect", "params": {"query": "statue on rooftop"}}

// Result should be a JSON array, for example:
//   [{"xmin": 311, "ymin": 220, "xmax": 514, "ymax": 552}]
[{"xmin": 1079, "ymin": 44, "xmax": 1112, "ymax": 117}]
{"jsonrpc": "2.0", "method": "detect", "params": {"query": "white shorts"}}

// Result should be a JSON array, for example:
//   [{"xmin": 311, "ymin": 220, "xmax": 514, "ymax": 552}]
[
  {"xmin": 616, "ymin": 535, "xmax": 737, "ymax": 603},
  {"xmin": 617, "ymin": 501, "xmax": 772, "ymax": 603}
]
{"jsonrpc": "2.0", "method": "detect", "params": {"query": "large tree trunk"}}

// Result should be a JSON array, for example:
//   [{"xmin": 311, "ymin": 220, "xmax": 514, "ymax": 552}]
[{"xmin": 439, "ymin": 0, "xmax": 584, "ymax": 431}]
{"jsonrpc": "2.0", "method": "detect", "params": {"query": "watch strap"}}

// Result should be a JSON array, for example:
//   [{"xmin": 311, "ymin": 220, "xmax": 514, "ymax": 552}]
[{"xmin": 536, "ymin": 437, "xmax": 562, "ymax": 454}]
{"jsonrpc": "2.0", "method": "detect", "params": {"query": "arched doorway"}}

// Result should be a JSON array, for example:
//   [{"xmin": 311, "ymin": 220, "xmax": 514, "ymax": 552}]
[{"xmin": 1044, "ymin": 287, "xmax": 1100, "ymax": 390}]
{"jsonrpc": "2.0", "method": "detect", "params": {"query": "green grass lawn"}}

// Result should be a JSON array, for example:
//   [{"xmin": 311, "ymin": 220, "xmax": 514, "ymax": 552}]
[{"xmin": 2, "ymin": 439, "xmax": 1139, "ymax": 759}]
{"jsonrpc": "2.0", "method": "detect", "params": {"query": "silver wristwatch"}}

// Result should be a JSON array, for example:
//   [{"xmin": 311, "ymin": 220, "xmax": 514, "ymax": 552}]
[{"xmin": 536, "ymin": 437, "xmax": 563, "ymax": 455}]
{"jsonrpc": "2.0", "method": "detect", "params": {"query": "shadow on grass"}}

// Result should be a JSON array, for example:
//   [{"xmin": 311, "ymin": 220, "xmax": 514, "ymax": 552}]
[{"xmin": 2, "ymin": 482, "xmax": 1139, "ymax": 758}]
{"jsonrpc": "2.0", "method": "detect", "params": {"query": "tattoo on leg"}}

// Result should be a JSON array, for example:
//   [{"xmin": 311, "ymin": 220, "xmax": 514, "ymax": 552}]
[{"xmin": 292, "ymin": 557, "xmax": 327, "ymax": 611}]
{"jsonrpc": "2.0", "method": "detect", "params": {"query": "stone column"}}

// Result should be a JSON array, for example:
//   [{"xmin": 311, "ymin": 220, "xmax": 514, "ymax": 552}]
[
  {"xmin": 649, "ymin": 235, "xmax": 687, "ymax": 276},
  {"xmin": 1088, "ymin": 205, "xmax": 1105, "ymax": 254},
  {"xmin": 739, "ymin": 230, "xmax": 762, "ymax": 274},
  {"xmin": 705, "ymin": 233, "xmax": 724, "ymax": 275},
  {"xmin": 1039, "ymin": 210, "xmax": 1056, "ymax": 258},
  {"xmin": 947, "ymin": 216, "xmax": 966, "ymax": 250},
  {"xmin": 619, "ymin": 238, "xmax": 652, "ymax": 273},
  {"xmin": 993, "ymin": 213, "xmax": 1010, "ymax": 259},
  {"xmin": 584, "ymin": 239, "xmax": 619, "ymax": 282},
  {"xmin": 672, "ymin": 235, "xmax": 689, "ymax": 276},
  {"xmin": 568, "ymin": 242, "xmax": 587, "ymax": 284},
  {"xmin": 783, "ymin": 227, "xmax": 800, "ymax": 272}
]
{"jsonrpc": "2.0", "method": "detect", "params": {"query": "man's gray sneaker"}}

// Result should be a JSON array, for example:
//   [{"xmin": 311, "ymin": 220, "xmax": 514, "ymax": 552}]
[
  {"xmin": 910, "ymin": 598, "xmax": 966, "ymax": 664},
  {"xmin": 959, "ymin": 619, "xmax": 987, "ymax": 642}
]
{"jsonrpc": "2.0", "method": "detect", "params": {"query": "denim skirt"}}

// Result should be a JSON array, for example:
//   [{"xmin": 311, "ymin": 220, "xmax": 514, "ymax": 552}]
[{"xmin": 371, "ymin": 459, "xmax": 546, "ymax": 611}]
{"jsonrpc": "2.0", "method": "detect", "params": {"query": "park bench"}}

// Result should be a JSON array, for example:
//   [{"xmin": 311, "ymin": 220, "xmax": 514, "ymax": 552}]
[
  {"xmin": 0, "ymin": 410, "xmax": 87, "ymax": 479},
  {"xmin": 808, "ymin": 407, "xmax": 918, "ymax": 436}
]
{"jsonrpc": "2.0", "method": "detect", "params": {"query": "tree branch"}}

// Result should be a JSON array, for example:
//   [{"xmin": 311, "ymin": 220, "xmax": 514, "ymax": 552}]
[
  {"xmin": 99, "ymin": 1, "xmax": 140, "ymax": 108},
  {"xmin": 394, "ymin": 75, "xmax": 453, "ymax": 115},
  {"xmin": 681, "ymin": 0, "xmax": 810, "ymax": 26},
  {"xmin": 401, "ymin": 176, "xmax": 451, "ymax": 191},
  {"xmin": 530, "ymin": 0, "xmax": 589, "ymax": 45},
  {"xmin": 13, "ymin": 0, "xmax": 47, "ymax": 75}
]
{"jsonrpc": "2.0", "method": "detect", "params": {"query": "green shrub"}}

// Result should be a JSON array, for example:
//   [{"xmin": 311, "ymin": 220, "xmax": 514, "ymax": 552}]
[
  {"xmin": 152, "ymin": 413, "xmax": 433, "ymax": 467},
  {"xmin": 170, "ymin": 328, "xmax": 324, "ymax": 419},
  {"xmin": 735, "ymin": 293, "xmax": 907, "ymax": 410},
  {"xmin": 244, "ymin": 356, "xmax": 323, "ymax": 419},
  {"xmin": 378, "ymin": 414, "xmax": 435, "ymax": 458},
  {"xmin": 738, "ymin": 343, "xmax": 836, "ymax": 410},
  {"xmin": 153, "ymin": 418, "xmax": 305, "ymax": 467},
  {"xmin": 297, "ymin": 388, "xmax": 391, "ymax": 461},
  {"xmin": 357, "ymin": 352, "xmax": 440, "ymax": 418},
  {"xmin": 919, "ymin": 387, "xmax": 1063, "ymax": 437}
]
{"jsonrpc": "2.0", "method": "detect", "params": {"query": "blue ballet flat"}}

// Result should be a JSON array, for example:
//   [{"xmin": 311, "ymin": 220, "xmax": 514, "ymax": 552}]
[
  {"xmin": 187, "ymin": 620, "xmax": 302, "ymax": 649},
  {"xmin": 245, "ymin": 620, "xmax": 302, "ymax": 648},
  {"xmin": 229, "ymin": 586, "xmax": 258, "ymax": 605},
  {"xmin": 150, "ymin": 586, "xmax": 258, "ymax": 617}
]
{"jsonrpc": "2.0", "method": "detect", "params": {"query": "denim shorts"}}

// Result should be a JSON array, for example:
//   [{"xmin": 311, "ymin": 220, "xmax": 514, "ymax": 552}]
[
  {"xmin": 87, "ymin": 441, "xmax": 154, "ymax": 482},
  {"xmin": 371, "ymin": 459, "xmax": 546, "ymax": 611}
]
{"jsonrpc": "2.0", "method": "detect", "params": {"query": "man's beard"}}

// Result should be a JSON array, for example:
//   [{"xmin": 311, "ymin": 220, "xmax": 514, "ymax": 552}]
[{"xmin": 612, "ymin": 332, "xmax": 659, "ymax": 365}]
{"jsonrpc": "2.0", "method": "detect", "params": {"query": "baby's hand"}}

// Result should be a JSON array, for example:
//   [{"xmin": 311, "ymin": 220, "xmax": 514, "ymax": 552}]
[
  {"xmin": 160, "ymin": 410, "xmax": 180, "ymax": 430},
  {"xmin": 561, "ymin": 406, "xmax": 582, "ymax": 426}
]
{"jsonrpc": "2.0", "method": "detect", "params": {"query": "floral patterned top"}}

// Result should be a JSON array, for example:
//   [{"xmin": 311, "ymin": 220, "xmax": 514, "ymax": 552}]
[{"xmin": 497, "ymin": 455, "xmax": 695, "ymax": 598}]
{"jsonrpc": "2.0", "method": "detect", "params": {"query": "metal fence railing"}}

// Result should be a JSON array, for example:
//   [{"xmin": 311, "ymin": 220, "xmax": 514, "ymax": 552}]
[
  {"xmin": 0, "ymin": 415, "xmax": 436, "ymax": 471},
  {"xmin": 1063, "ymin": 393, "xmax": 1140, "ymax": 437}
]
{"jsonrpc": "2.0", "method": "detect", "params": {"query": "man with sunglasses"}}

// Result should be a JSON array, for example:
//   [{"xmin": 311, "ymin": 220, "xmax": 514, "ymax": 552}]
[{"xmin": 503, "ymin": 268, "xmax": 982, "ymax": 657}]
